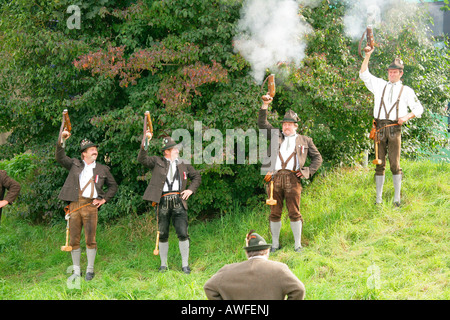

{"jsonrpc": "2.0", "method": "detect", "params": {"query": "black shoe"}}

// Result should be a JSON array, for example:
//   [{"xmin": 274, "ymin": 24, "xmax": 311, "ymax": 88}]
[
  {"xmin": 158, "ymin": 266, "xmax": 168, "ymax": 273},
  {"xmin": 85, "ymin": 272, "xmax": 95, "ymax": 281},
  {"xmin": 294, "ymin": 246, "xmax": 303, "ymax": 253},
  {"xmin": 393, "ymin": 201, "xmax": 401, "ymax": 207},
  {"xmin": 270, "ymin": 246, "xmax": 281, "ymax": 253},
  {"xmin": 181, "ymin": 266, "xmax": 191, "ymax": 274}
]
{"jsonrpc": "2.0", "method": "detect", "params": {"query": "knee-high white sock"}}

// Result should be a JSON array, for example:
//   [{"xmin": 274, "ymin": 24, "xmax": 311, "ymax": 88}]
[
  {"xmin": 159, "ymin": 242, "xmax": 169, "ymax": 267},
  {"xmin": 393, "ymin": 174, "xmax": 402, "ymax": 203},
  {"xmin": 86, "ymin": 248, "xmax": 96, "ymax": 273},
  {"xmin": 270, "ymin": 221, "xmax": 281, "ymax": 249},
  {"xmin": 290, "ymin": 220, "xmax": 303, "ymax": 249},
  {"xmin": 376, "ymin": 175, "xmax": 385, "ymax": 204},
  {"xmin": 71, "ymin": 248, "xmax": 81, "ymax": 275},
  {"xmin": 179, "ymin": 240, "xmax": 189, "ymax": 268}
]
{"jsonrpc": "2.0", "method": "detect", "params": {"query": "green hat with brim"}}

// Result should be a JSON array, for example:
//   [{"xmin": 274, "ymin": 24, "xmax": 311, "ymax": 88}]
[
  {"xmin": 388, "ymin": 58, "xmax": 404, "ymax": 70},
  {"xmin": 282, "ymin": 109, "xmax": 300, "ymax": 123},
  {"xmin": 161, "ymin": 136, "xmax": 183, "ymax": 151},
  {"xmin": 80, "ymin": 139, "xmax": 98, "ymax": 152},
  {"xmin": 243, "ymin": 231, "xmax": 272, "ymax": 251}
]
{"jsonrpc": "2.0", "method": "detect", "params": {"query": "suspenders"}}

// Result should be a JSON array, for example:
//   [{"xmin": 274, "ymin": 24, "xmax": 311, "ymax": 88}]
[
  {"xmin": 377, "ymin": 84, "xmax": 404, "ymax": 121},
  {"xmin": 80, "ymin": 176, "xmax": 95, "ymax": 199},
  {"xmin": 278, "ymin": 151, "xmax": 297, "ymax": 170}
]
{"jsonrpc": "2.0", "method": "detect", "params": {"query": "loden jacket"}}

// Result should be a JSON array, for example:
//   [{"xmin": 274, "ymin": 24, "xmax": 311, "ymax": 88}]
[
  {"xmin": 258, "ymin": 109, "xmax": 323, "ymax": 179},
  {"xmin": 203, "ymin": 257, "xmax": 306, "ymax": 300},
  {"xmin": 56, "ymin": 144, "xmax": 118, "ymax": 203},
  {"xmin": 137, "ymin": 149, "xmax": 201, "ymax": 210}
]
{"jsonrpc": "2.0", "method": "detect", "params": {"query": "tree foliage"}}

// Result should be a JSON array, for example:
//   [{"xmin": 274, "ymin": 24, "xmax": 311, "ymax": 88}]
[{"xmin": 0, "ymin": 0, "xmax": 448, "ymax": 223}]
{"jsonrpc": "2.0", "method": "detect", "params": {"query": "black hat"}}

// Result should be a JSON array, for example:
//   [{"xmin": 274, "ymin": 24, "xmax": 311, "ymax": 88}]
[
  {"xmin": 161, "ymin": 136, "xmax": 179, "ymax": 151},
  {"xmin": 80, "ymin": 139, "xmax": 98, "ymax": 152},
  {"xmin": 388, "ymin": 58, "xmax": 404, "ymax": 70},
  {"xmin": 243, "ymin": 230, "xmax": 272, "ymax": 251},
  {"xmin": 282, "ymin": 109, "xmax": 300, "ymax": 123}
]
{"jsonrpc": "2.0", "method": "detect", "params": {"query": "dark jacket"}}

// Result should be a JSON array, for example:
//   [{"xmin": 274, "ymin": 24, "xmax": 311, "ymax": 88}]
[
  {"xmin": 137, "ymin": 149, "xmax": 201, "ymax": 210},
  {"xmin": 56, "ymin": 144, "xmax": 118, "ymax": 203},
  {"xmin": 258, "ymin": 109, "xmax": 322, "ymax": 179},
  {"xmin": 0, "ymin": 170, "xmax": 21, "ymax": 218}
]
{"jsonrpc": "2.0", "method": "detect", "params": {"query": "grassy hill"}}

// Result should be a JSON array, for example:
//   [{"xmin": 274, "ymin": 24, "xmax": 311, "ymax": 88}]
[{"xmin": 0, "ymin": 159, "xmax": 448, "ymax": 300}]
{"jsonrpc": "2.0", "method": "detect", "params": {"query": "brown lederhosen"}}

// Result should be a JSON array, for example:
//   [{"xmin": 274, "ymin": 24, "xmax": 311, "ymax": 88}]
[
  {"xmin": 375, "ymin": 84, "xmax": 404, "ymax": 176},
  {"xmin": 68, "ymin": 177, "xmax": 98, "ymax": 250},
  {"xmin": 268, "ymin": 151, "xmax": 303, "ymax": 223}
]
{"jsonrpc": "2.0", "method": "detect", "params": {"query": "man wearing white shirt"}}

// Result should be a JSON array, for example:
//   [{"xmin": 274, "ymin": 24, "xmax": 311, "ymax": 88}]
[
  {"xmin": 138, "ymin": 136, "xmax": 201, "ymax": 274},
  {"xmin": 258, "ymin": 99, "xmax": 322, "ymax": 253},
  {"xmin": 56, "ymin": 136, "xmax": 118, "ymax": 281},
  {"xmin": 360, "ymin": 47, "xmax": 424, "ymax": 206}
]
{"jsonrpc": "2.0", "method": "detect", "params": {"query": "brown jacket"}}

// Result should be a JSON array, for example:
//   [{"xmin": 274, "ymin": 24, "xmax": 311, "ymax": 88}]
[
  {"xmin": 204, "ymin": 257, "xmax": 306, "ymax": 300},
  {"xmin": 258, "ymin": 109, "xmax": 322, "ymax": 179},
  {"xmin": 0, "ymin": 170, "xmax": 21, "ymax": 218},
  {"xmin": 137, "ymin": 149, "xmax": 201, "ymax": 209},
  {"xmin": 56, "ymin": 144, "xmax": 118, "ymax": 203}
]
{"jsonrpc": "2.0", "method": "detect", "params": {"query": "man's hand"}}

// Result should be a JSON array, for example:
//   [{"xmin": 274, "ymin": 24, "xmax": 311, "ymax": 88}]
[
  {"xmin": 364, "ymin": 46, "xmax": 374, "ymax": 56},
  {"xmin": 295, "ymin": 171, "xmax": 303, "ymax": 178},
  {"xmin": 0, "ymin": 200, "xmax": 9, "ymax": 209},
  {"xmin": 180, "ymin": 189, "xmax": 193, "ymax": 200},
  {"xmin": 261, "ymin": 93, "xmax": 273, "ymax": 110},
  {"xmin": 92, "ymin": 199, "xmax": 106, "ymax": 208},
  {"xmin": 398, "ymin": 112, "xmax": 415, "ymax": 125},
  {"xmin": 61, "ymin": 130, "xmax": 71, "ymax": 140}
]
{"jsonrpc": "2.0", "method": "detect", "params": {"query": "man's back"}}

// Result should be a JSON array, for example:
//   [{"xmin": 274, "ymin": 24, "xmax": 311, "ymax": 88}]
[{"xmin": 204, "ymin": 257, "xmax": 305, "ymax": 300}]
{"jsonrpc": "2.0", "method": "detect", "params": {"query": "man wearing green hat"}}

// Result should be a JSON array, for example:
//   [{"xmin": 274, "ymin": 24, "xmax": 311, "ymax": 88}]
[
  {"xmin": 138, "ymin": 134, "xmax": 201, "ymax": 274},
  {"xmin": 203, "ymin": 230, "xmax": 305, "ymax": 300},
  {"xmin": 360, "ymin": 47, "xmax": 423, "ymax": 206},
  {"xmin": 258, "ymin": 97, "xmax": 323, "ymax": 253},
  {"xmin": 56, "ymin": 132, "xmax": 118, "ymax": 281}
]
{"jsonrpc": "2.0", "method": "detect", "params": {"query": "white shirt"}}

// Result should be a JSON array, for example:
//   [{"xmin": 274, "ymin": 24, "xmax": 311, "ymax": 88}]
[
  {"xmin": 80, "ymin": 160, "xmax": 98, "ymax": 199},
  {"xmin": 359, "ymin": 69, "xmax": 423, "ymax": 120},
  {"xmin": 163, "ymin": 158, "xmax": 180, "ymax": 192},
  {"xmin": 275, "ymin": 134, "xmax": 299, "ymax": 171}
]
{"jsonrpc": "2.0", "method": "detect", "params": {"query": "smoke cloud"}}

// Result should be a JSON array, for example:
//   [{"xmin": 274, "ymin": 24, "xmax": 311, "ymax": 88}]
[
  {"xmin": 233, "ymin": 0, "xmax": 320, "ymax": 84},
  {"xmin": 343, "ymin": 0, "xmax": 421, "ymax": 40}
]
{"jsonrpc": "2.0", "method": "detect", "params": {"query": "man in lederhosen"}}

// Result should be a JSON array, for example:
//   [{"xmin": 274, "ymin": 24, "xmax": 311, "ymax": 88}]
[
  {"xmin": 138, "ymin": 135, "xmax": 201, "ymax": 274},
  {"xmin": 56, "ymin": 133, "xmax": 118, "ymax": 280},
  {"xmin": 258, "ymin": 96, "xmax": 322, "ymax": 253},
  {"xmin": 0, "ymin": 170, "xmax": 21, "ymax": 224},
  {"xmin": 360, "ymin": 47, "xmax": 423, "ymax": 206}
]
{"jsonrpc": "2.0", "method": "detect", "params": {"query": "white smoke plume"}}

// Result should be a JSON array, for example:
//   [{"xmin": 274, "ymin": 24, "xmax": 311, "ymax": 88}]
[
  {"xmin": 343, "ymin": 0, "xmax": 421, "ymax": 41},
  {"xmin": 233, "ymin": 0, "xmax": 320, "ymax": 84}
]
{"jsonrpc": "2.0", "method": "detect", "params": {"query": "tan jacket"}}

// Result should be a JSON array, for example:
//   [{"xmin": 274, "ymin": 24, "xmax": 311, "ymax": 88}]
[
  {"xmin": 137, "ymin": 149, "xmax": 201, "ymax": 209},
  {"xmin": 258, "ymin": 109, "xmax": 322, "ymax": 179},
  {"xmin": 204, "ymin": 258, "xmax": 306, "ymax": 300}
]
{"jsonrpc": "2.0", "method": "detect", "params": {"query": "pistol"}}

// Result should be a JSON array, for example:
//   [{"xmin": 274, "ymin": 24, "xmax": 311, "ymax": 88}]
[
  {"xmin": 359, "ymin": 25, "xmax": 378, "ymax": 58},
  {"xmin": 262, "ymin": 74, "xmax": 275, "ymax": 101},
  {"xmin": 143, "ymin": 111, "xmax": 153, "ymax": 151},
  {"xmin": 59, "ymin": 109, "xmax": 72, "ymax": 147}
]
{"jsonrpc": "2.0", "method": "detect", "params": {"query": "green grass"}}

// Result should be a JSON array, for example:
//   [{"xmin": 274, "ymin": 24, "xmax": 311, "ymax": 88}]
[{"xmin": 0, "ymin": 159, "xmax": 448, "ymax": 300}]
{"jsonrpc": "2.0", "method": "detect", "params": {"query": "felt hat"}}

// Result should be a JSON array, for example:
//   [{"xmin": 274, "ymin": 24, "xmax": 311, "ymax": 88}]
[
  {"xmin": 282, "ymin": 109, "xmax": 300, "ymax": 123},
  {"xmin": 161, "ymin": 136, "xmax": 181, "ymax": 151},
  {"xmin": 80, "ymin": 139, "xmax": 98, "ymax": 152},
  {"xmin": 243, "ymin": 230, "xmax": 272, "ymax": 251},
  {"xmin": 388, "ymin": 58, "xmax": 404, "ymax": 70}
]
